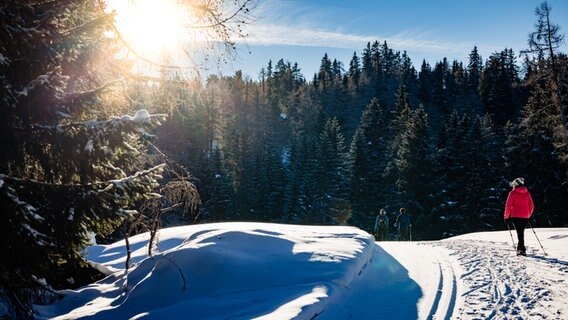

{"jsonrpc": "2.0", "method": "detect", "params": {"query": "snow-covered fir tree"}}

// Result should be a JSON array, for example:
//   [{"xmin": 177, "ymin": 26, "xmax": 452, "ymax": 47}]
[{"xmin": 0, "ymin": 1, "xmax": 165, "ymax": 317}]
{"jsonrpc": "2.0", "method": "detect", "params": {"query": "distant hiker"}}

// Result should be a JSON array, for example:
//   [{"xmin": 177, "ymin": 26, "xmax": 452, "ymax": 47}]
[
  {"xmin": 374, "ymin": 209, "xmax": 389, "ymax": 241},
  {"xmin": 504, "ymin": 177, "xmax": 534, "ymax": 256},
  {"xmin": 394, "ymin": 208, "xmax": 412, "ymax": 241}
]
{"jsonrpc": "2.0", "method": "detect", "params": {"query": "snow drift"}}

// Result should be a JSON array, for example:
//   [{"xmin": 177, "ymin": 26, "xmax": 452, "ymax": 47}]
[{"xmin": 36, "ymin": 223, "xmax": 378, "ymax": 319}]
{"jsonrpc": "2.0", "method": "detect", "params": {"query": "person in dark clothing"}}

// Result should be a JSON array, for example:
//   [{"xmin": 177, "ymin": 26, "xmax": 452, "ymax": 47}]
[
  {"xmin": 394, "ymin": 208, "xmax": 412, "ymax": 241},
  {"xmin": 504, "ymin": 177, "xmax": 534, "ymax": 256},
  {"xmin": 373, "ymin": 209, "xmax": 389, "ymax": 241}
]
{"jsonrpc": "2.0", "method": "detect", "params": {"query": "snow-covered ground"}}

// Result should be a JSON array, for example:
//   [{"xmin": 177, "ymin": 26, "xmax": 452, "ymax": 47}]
[{"xmin": 34, "ymin": 222, "xmax": 568, "ymax": 320}]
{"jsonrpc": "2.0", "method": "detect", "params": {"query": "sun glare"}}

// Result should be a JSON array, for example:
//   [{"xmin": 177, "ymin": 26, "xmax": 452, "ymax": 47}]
[{"xmin": 109, "ymin": 0, "xmax": 193, "ymax": 58}]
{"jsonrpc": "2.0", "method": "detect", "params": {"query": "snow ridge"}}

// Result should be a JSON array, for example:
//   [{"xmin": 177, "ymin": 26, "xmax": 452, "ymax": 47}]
[{"xmin": 36, "ymin": 223, "xmax": 375, "ymax": 320}]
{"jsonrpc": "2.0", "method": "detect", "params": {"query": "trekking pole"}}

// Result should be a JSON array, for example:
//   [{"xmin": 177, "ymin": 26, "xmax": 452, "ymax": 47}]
[
  {"xmin": 409, "ymin": 225, "xmax": 413, "ymax": 242},
  {"xmin": 527, "ymin": 221, "xmax": 547, "ymax": 256},
  {"xmin": 506, "ymin": 220, "xmax": 516, "ymax": 251}
]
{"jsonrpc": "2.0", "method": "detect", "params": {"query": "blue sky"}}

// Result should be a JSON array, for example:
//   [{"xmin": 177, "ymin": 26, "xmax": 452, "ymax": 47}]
[{"xmin": 220, "ymin": 0, "xmax": 568, "ymax": 79}]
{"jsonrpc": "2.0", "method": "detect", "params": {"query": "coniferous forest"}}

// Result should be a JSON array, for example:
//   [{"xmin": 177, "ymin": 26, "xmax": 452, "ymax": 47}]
[
  {"xmin": 1, "ymin": 0, "xmax": 567, "ymax": 318},
  {"xmin": 159, "ymin": 42, "xmax": 568, "ymax": 238}
]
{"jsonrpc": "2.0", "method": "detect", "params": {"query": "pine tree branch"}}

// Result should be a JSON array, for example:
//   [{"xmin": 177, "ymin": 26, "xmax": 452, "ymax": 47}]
[
  {"xmin": 62, "ymin": 12, "xmax": 115, "ymax": 37},
  {"xmin": 62, "ymin": 79, "xmax": 121, "ymax": 105}
]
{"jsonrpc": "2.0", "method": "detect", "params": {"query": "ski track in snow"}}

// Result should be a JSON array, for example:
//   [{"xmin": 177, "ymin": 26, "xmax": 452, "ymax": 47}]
[
  {"xmin": 428, "ymin": 239, "xmax": 568, "ymax": 320},
  {"xmin": 426, "ymin": 249, "xmax": 458, "ymax": 320},
  {"xmin": 378, "ymin": 242, "xmax": 461, "ymax": 320}
]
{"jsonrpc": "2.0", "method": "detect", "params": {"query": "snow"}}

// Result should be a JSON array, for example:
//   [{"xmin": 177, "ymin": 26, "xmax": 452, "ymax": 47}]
[
  {"xmin": 0, "ymin": 53, "xmax": 8, "ymax": 65},
  {"xmin": 36, "ymin": 278, "xmax": 48, "ymax": 287},
  {"xmin": 34, "ymin": 223, "xmax": 568, "ymax": 320},
  {"xmin": 84, "ymin": 110, "xmax": 166, "ymax": 133},
  {"xmin": 23, "ymin": 224, "xmax": 46, "ymax": 243},
  {"xmin": 87, "ymin": 232, "xmax": 97, "ymax": 246},
  {"xmin": 84, "ymin": 139, "xmax": 94, "ymax": 153},
  {"xmin": 281, "ymin": 147, "xmax": 291, "ymax": 165},
  {"xmin": 16, "ymin": 88, "xmax": 28, "ymax": 97},
  {"xmin": 16, "ymin": 74, "xmax": 51, "ymax": 97},
  {"xmin": 132, "ymin": 109, "xmax": 150, "ymax": 122}
]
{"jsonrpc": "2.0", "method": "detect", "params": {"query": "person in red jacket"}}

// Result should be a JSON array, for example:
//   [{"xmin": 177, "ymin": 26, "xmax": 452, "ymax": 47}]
[{"xmin": 504, "ymin": 177, "xmax": 535, "ymax": 256}]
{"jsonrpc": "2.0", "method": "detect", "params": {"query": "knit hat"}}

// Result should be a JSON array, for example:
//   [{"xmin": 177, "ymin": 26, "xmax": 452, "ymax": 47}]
[{"xmin": 511, "ymin": 177, "xmax": 525, "ymax": 187}]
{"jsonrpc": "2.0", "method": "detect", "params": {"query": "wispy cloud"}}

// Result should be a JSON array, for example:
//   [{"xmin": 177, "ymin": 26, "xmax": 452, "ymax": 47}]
[
  {"xmin": 243, "ymin": 24, "xmax": 480, "ymax": 55},
  {"xmin": 240, "ymin": 0, "xmax": 502, "ymax": 57}
]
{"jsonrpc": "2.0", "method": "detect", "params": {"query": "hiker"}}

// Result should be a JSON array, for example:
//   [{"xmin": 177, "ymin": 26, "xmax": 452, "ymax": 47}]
[
  {"xmin": 504, "ymin": 177, "xmax": 534, "ymax": 256},
  {"xmin": 373, "ymin": 209, "xmax": 389, "ymax": 241},
  {"xmin": 394, "ymin": 208, "xmax": 412, "ymax": 241}
]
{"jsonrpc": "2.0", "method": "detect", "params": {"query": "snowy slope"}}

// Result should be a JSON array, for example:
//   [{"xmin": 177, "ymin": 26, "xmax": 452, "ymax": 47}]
[
  {"xmin": 34, "ymin": 223, "xmax": 568, "ymax": 320},
  {"xmin": 438, "ymin": 229, "xmax": 568, "ymax": 319}
]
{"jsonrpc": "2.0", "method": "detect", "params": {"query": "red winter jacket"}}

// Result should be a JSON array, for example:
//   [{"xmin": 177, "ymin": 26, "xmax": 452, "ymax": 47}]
[{"xmin": 504, "ymin": 186, "xmax": 534, "ymax": 219}]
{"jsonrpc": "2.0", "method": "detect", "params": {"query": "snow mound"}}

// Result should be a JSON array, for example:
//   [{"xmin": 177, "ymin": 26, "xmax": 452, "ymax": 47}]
[{"xmin": 36, "ymin": 223, "xmax": 374, "ymax": 319}]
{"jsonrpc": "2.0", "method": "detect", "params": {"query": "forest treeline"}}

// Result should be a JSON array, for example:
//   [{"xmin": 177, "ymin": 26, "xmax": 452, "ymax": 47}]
[{"xmin": 151, "ymin": 40, "xmax": 568, "ymax": 239}]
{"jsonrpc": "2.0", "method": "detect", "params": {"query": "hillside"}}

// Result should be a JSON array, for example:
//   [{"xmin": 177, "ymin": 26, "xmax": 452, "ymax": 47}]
[{"xmin": 34, "ymin": 223, "xmax": 568, "ymax": 319}]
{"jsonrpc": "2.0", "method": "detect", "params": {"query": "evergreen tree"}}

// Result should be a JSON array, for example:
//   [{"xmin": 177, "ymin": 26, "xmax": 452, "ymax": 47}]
[
  {"xmin": 202, "ymin": 147, "xmax": 234, "ymax": 222},
  {"xmin": 459, "ymin": 116, "xmax": 503, "ymax": 232},
  {"xmin": 432, "ymin": 111, "xmax": 505, "ymax": 237},
  {"xmin": 348, "ymin": 98, "xmax": 389, "ymax": 229},
  {"xmin": 347, "ymin": 52, "xmax": 361, "ymax": 93},
  {"xmin": 477, "ymin": 115, "xmax": 506, "ymax": 228},
  {"xmin": 0, "ymin": 1, "xmax": 165, "ymax": 317},
  {"xmin": 393, "ymin": 106, "xmax": 432, "ymax": 235},
  {"xmin": 215, "ymin": 72, "xmax": 255, "ymax": 218},
  {"xmin": 506, "ymin": 82, "xmax": 568, "ymax": 226},
  {"xmin": 285, "ymin": 87, "xmax": 323, "ymax": 223},
  {"xmin": 418, "ymin": 59, "xmax": 432, "ymax": 104},
  {"xmin": 377, "ymin": 41, "xmax": 402, "ymax": 106},
  {"xmin": 449, "ymin": 60, "xmax": 468, "ymax": 113},
  {"xmin": 317, "ymin": 53, "xmax": 333, "ymax": 92},
  {"xmin": 431, "ymin": 58, "xmax": 450, "ymax": 113},
  {"xmin": 401, "ymin": 51, "xmax": 418, "ymax": 97},
  {"xmin": 371, "ymin": 41, "xmax": 383, "ymax": 78},
  {"xmin": 479, "ymin": 49, "xmax": 522, "ymax": 125},
  {"xmin": 431, "ymin": 111, "xmax": 460, "ymax": 236},
  {"xmin": 388, "ymin": 85, "xmax": 413, "ymax": 159},
  {"xmin": 332, "ymin": 59, "xmax": 344, "ymax": 79},
  {"xmin": 359, "ymin": 41, "xmax": 380, "ymax": 100},
  {"xmin": 467, "ymin": 46, "xmax": 483, "ymax": 94},
  {"xmin": 317, "ymin": 118, "xmax": 350, "ymax": 224},
  {"xmin": 466, "ymin": 46, "xmax": 484, "ymax": 115}
]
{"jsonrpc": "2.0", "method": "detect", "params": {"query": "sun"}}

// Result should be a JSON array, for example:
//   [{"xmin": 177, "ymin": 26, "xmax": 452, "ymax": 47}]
[{"xmin": 108, "ymin": 0, "xmax": 194, "ymax": 58}]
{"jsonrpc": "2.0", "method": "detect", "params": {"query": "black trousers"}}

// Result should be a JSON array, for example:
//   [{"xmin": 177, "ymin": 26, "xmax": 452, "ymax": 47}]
[
  {"xmin": 399, "ymin": 228, "xmax": 410, "ymax": 241},
  {"xmin": 511, "ymin": 218, "xmax": 529, "ymax": 253},
  {"xmin": 376, "ymin": 228, "xmax": 388, "ymax": 241}
]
